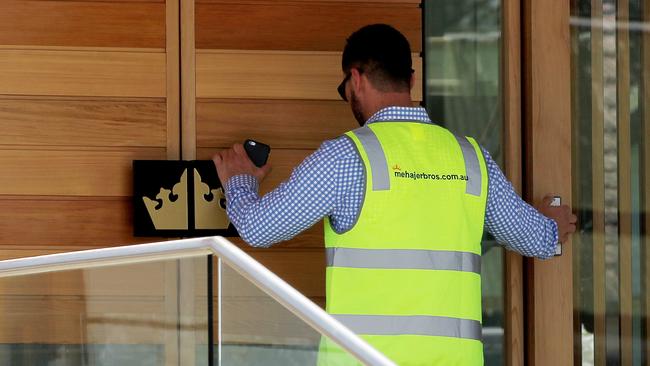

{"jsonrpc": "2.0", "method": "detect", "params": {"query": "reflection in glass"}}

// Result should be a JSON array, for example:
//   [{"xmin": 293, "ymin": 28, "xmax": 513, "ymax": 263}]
[
  {"xmin": 214, "ymin": 259, "xmax": 361, "ymax": 365},
  {"xmin": 0, "ymin": 257, "xmax": 208, "ymax": 366},
  {"xmin": 424, "ymin": 1, "xmax": 505, "ymax": 364},
  {"xmin": 571, "ymin": 0, "xmax": 649, "ymax": 364}
]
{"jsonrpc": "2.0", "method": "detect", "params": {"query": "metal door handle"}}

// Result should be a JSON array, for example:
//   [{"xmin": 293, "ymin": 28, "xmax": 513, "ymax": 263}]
[{"xmin": 551, "ymin": 196, "xmax": 562, "ymax": 256}]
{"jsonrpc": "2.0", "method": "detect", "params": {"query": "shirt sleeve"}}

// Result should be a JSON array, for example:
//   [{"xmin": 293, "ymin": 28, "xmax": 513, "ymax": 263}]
[
  {"xmin": 482, "ymin": 147, "xmax": 559, "ymax": 259},
  {"xmin": 223, "ymin": 138, "xmax": 349, "ymax": 248}
]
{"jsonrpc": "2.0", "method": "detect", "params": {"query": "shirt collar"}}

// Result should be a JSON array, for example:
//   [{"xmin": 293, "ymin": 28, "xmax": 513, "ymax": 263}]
[{"xmin": 365, "ymin": 106, "xmax": 432, "ymax": 125}]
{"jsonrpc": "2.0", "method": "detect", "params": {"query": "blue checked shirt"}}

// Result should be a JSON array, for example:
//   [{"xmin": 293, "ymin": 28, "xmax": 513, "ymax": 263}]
[{"xmin": 225, "ymin": 106, "xmax": 559, "ymax": 259}]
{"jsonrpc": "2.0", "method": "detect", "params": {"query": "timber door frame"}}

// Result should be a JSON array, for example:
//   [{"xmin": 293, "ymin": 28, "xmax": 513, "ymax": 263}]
[{"xmin": 522, "ymin": 0, "xmax": 574, "ymax": 365}]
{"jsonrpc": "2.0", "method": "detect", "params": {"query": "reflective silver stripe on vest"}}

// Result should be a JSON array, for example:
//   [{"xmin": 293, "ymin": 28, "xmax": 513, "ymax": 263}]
[
  {"xmin": 352, "ymin": 127, "xmax": 390, "ymax": 191},
  {"xmin": 332, "ymin": 314, "xmax": 482, "ymax": 341},
  {"xmin": 326, "ymin": 247, "xmax": 480, "ymax": 274},
  {"xmin": 454, "ymin": 135, "xmax": 482, "ymax": 196}
]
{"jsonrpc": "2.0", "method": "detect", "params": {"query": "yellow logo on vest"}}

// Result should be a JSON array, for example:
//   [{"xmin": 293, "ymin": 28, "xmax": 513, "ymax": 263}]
[{"xmin": 392, "ymin": 165, "xmax": 469, "ymax": 182}]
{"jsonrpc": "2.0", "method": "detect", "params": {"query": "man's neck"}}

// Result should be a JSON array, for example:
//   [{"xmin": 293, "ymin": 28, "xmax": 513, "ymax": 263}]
[{"xmin": 364, "ymin": 93, "xmax": 414, "ymax": 120}]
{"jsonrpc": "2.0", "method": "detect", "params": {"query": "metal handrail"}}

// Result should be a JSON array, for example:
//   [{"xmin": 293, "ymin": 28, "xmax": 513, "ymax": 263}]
[{"xmin": 0, "ymin": 237, "xmax": 395, "ymax": 366}]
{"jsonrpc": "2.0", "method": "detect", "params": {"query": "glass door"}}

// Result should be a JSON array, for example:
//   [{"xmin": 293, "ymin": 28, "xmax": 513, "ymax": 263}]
[
  {"xmin": 423, "ymin": 1, "xmax": 506, "ymax": 364},
  {"xmin": 571, "ymin": 0, "xmax": 650, "ymax": 365}
]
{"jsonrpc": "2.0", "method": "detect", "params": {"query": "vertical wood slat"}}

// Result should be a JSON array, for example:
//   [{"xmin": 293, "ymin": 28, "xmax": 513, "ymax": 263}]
[
  {"xmin": 503, "ymin": 0, "xmax": 523, "ymax": 364},
  {"xmin": 182, "ymin": 0, "xmax": 196, "ymax": 160},
  {"xmin": 164, "ymin": 1, "xmax": 181, "ymax": 365},
  {"xmin": 590, "ymin": 0, "xmax": 607, "ymax": 364},
  {"xmin": 166, "ymin": 0, "xmax": 180, "ymax": 159},
  {"xmin": 523, "ymin": 0, "xmax": 573, "ymax": 364},
  {"xmin": 179, "ymin": 1, "xmax": 199, "ymax": 364},
  {"xmin": 643, "ymin": 0, "xmax": 650, "ymax": 362},
  {"xmin": 616, "ymin": 0, "xmax": 633, "ymax": 364}
]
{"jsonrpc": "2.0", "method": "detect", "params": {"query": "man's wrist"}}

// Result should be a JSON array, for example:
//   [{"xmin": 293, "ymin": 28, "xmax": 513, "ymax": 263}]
[{"xmin": 224, "ymin": 174, "xmax": 259, "ymax": 198}]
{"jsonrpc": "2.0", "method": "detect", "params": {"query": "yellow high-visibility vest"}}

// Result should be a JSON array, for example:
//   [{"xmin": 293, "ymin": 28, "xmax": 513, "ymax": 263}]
[{"xmin": 320, "ymin": 121, "xmax": 488, "ymax": 365}]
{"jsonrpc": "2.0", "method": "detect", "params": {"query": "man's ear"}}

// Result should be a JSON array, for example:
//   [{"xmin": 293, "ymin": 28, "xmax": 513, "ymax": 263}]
[{"xmin": 350, "ymin": 68, "xmax": 363, "ymax": 93}]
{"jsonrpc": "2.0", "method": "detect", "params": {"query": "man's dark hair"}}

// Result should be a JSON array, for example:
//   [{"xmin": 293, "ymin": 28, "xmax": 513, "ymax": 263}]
[{"xmin": 342, "ymin": 24, "xmax": 413, "ymax": 92}]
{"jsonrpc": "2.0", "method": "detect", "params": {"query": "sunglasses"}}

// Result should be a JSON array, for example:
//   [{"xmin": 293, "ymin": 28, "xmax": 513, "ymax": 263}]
[
  {"xmin": 337, "ymin": 72, "xmax": 352, "ymax": 102},
  {"xmin": 337, "ymin": 68, "xmax": 415, "ymax": 102}
]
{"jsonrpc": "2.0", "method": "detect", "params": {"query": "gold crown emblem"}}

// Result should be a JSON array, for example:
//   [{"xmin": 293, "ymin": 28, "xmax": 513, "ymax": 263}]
[
  {"xmin": 194, "ymin": 169, "xmax": 230, "ymax": 230},
  {"xmin": 392, "ymin": 164, "xmax": 401, "ymax": 171},
  {"xmin": 142, "ymin": 169, "xmax": 188, "ymax": 230}
]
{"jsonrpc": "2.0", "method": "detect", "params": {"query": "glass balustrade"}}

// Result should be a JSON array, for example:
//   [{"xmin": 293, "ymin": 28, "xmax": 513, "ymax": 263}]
[
  {"xmin": 0, "ymin": 238, "xmax": 389, "ymax": 366},
  {"xmin": 214, "ymin": 258, "xmax": 349, "ymax": 365}
]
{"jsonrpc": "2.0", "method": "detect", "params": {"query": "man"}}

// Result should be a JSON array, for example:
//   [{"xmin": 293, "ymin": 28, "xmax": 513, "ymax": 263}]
[{"xmin": 213, "ymin": 24, "xmax": 576, "ymax": 365}]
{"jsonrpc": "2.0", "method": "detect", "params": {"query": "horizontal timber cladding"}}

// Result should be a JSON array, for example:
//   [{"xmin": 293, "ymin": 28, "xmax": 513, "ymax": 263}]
[
  {"xmin": 0, "ymin": 248, "xmax": 323, "ymax": 298},
  {"xmin": 195, "ymin": 1, "xmax": 421, "ymax": 52},
  {"xmin": 198, "ymin": 0, "xmax": 419, "ymax": 4},
  {"xmin": 196, "ymin": 99, "xmax": 356, "ymax": 149},
  {"xmin": 0, "ymin": 198, "xmax": 151, "ymax": 247},
  {"xmin": 0, "ymin": 147, "xmax": 166, "ymax": 196},
  {"xmin": 0, "ymin": 1, "xmax": 165, "ymax": 48},
  {"xmin": 196, "ymin": 50, "xmax": 423, "ymax": 101},
  {"xmin": 0, "ymin": 197, "xmax": 323, "ymax": 248},
  {"xmin": 0, "ymin": 98, "xmax": 166, "ymax": 147},
  {"xmin": 0, "ymin": 49, "xmax": 166, "ymax": 98}
]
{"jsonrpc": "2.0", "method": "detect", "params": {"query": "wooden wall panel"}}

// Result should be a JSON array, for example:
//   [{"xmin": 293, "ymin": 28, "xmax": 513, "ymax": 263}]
[
  {"xmin": 0, "ymin": 148, "xmax": 165, "ymax": 196},
  {"xmin": 196, "ymin": 50, "xmax": 423, "ymax": 101},
  {"xmin": 0, "ymin": 1, "xmax": 165, "ymax": 48},
  {"xmin": 0, "ymin": 99, "xmax": 166, "ymax": 147},
  {"xmin": 199, "ymin": 0, "xmax": 418, "ymax": 3},
  {"xmin": 0, "ymin": 248, "xmax": 322, "ymax": 297},
  {"xmin": 0, "ymin": 199, "xmax": 149, "ymax": 247},
  {"xmin": 166, "ymin": 0, "xmax": 181, "ymax": 159},
  {"xmin": 0, "ymin": 49, "xmax": 166, "ymax": 98},
  {"xmin": 0, "ymin": 0, "xmax": 181, "ymax": 351},
  {"xmin": 196, "ymin": 2, "xmax": 421, "ymax": 52},
  {"xmin": 196, "ymin": 99, "xmax": 356, "ymax": 149}
]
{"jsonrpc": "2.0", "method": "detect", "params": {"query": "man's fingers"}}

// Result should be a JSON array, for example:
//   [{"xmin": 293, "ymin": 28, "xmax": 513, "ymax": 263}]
[
  {"xmin": 569, "ymin": 214, "xmax": 578, "ymax": 224},
  {"xmin": 260, "ymin": 163, "xmax": 272, "ymax": 176},
  {"xmin": 212, "ymin": 152, "xmax": 223, "ymax": 166},
  {"xmin": 233, "ymin": 143, "xmax": 246, "ymax": 155}
]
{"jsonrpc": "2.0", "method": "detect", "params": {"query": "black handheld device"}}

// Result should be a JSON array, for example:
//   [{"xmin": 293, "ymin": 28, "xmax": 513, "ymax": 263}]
[{"xmin": 243, "ymin": 139, "xmax": 271, "ymax": 167}]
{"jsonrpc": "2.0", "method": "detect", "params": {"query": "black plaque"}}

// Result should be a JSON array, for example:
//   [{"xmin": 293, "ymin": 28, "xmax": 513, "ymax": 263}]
[{"xmin": 133, "ymin": 160, "xmax": 239, "ymax": 237}]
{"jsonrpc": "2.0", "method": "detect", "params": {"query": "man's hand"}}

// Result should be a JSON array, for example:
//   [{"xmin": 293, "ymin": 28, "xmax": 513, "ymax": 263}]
[
  {"xmin": 212, "ymin": 143, "xmax": 272, "ymax": 186},
  {"xmin": 536, "ymin": 195, "xmax": 578, "ymax": 243}
]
